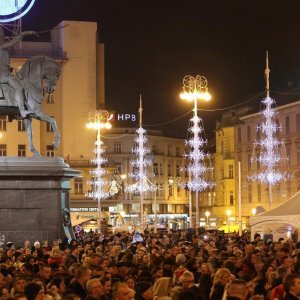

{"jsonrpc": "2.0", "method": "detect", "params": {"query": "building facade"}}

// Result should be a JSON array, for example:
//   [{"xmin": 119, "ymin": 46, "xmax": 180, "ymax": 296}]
[
  {"xmin": 236, "ymin": 100, "xmax": 300, "ymax": 220},
  {"xmin": 211, "ymin": 100, "xmax": 300, "ymax": 230},
  {"xmin": 71, "ymin": 127, "xmax": 190, "ymax": 229}
]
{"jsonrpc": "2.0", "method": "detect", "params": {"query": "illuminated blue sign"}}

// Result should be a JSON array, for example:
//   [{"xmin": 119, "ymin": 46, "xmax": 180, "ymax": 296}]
[{"xmin": 0, "ymin": 0, "xmax": 35, "ymax": 23}]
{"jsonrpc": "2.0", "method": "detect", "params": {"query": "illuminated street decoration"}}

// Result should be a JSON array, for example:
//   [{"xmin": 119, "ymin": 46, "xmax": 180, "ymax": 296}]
[
  {"xmin": 86, "ymin": 110, "xmax": 117, "ymax": 231},
  {"xmin": 127, "ymin": 97, "xmax": 156, "ymax": 226},
  {"xmin": 249, "ymin": 52, "xmax": 290, "ymax": 209},
  {"xmin": 249, "ymin": 96, "xmax": 289, "ymax": 185},
  {"xmin": 0, "ymin": 0, "xmax": 36, "ymax": 23},
  {"xmin": 180, "ymin": 75, "xmax": 215, "ymax": 227}
]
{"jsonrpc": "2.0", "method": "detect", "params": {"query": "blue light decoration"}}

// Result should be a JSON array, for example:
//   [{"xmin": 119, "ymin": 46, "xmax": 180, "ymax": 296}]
[{"xmin": 0, "ymin": 0, "xmax": 36, "ymax": 23}]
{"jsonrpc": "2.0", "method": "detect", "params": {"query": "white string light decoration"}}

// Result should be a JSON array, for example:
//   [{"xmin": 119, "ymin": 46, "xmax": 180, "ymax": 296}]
[
  {"xmin": 184, "ymin": 115, "xmax": 215, "ymax": 191},
  {"xmin": 249, "ymin": 96, "xmax": 291, "ymax": 185},
  {"xmin": 86, "ymin": 110, "xmax": 118, "ymax": 201},
  {"xmin": 127, "ymin": 127, "xmax": 156, "ymax": 193}
]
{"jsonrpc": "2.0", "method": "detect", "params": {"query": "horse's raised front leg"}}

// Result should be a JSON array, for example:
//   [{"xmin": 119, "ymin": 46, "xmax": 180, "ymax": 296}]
[
  {"xmin": 23, "ymin": 118, "xmax": 41, "ymax": 157},
  {"xmin": 34, "ymin": 111, "xmax": 60, "ymax": 150}
]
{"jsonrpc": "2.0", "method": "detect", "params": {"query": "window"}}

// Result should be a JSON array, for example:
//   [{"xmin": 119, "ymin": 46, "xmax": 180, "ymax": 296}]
[
  {"xmin": 286, "ymin": 116, "xmax": 290, "ymax": 134},
  {"xmin": 114, "ymin": 142, "xmax": 121, "ymax": 154},
  {"xmin": 220, "ymin": 167, "xmax": 224, "ymax": 179},
  {"xmin": 220, "ymin": 141, "xmax": 224, "ymax": 154},
  {"xmin": 168, "ymin": 164, "xmax": 171, "ymax": 176},
  {"xmin": 132, "ymin": 166, "xmax": 138, "ymax": 174},
  {"xmin": 247, "ymin": 125, "xmax": 251, "ymax": 141},
  {"xmin": 18, "ymin": 120, "xmax": 25, "ymax": 131},
  {"xmin": 208, "ymin": 192, "xmax": 212, "ymax": 206},
  {"xmin": 248, "ymin": 185, "xmax": 252, "ymax": 203},
  {"xmin": 167, "ymin": 145, "xmax": 171, "ymax": 156},
  {"xmin": 237, "ymin": 127, "xmax": 241, "ymax": 143},
  {"xmin": 153, "ymin": 163, "xmax": 158, "ymax": 175},
  {"xmin": 176, "ymin": 165, "xmax": 180, "ymax": 177},
  {"xmin": 152, "ymin": 145, "xmax": 157, "ymax": 154},
  {"xmin": 297, "ymin": 114, "xmax": 300, "ymax": 130},
  {"xmin": 46, "ymin": 145, "xmax": 55, "ymax": 157},
  {"xmin": 0, "ymin": 144, "xmax": 7, "ymax": 156},
  {"xmin": 256, "ymin": 153, "xmax": 260, "ymax": 170},
  {"xmin": 230, "ymin": 191, "xmax": 234, "ymax": 206},
  {"xmin": 258, "ymin": 184, "xmax": 261, "ymax": 202},
  {"xmin": 159, "ymin": 163, "xmax": 163, "ymax": 175},
  {"xmin": 0, "ymin": 116, "xmax": 7, "ymax": 131},
  {"xmin": 248, "ymin": 154, "xmax": 252, "ymax": 170},
  {"xmin": 18, "ymin": 144, "xmax": 26, "ymax": 157},
  {"xmin": 297, "ymin": 150, "xmax": 300, "ymax": 166},
  {"xmin": 46, "ymin": 94, "xmax": 55, "ymax": 104},
  {"xmin": 176, "ymin": 147, "xmax": 180, "ymax": 156},
  {"xmin": 74, "ymin": 177, "xmax": 83, "ymax": 194},
  {"xmin": 114, "ymin": 162, "xmax": 121, "ymax": 173},
  {"xmin": 228, "ymin": 164, "xmax": 233, "ymax": 178},
  {"xmin": 169, "ymin": 184, "xmax": 173, "ymax": 196}
]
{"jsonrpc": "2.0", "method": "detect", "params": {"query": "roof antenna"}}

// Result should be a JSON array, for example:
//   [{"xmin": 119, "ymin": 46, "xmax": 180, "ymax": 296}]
[{"xmin": 265, "ymin": 50, "xmax": 270, "ymax": 98}]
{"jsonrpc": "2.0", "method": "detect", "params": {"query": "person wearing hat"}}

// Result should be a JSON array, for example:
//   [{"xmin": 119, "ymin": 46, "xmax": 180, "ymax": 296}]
[
  {"xmin": 135, "ymin": 281, "xmax": 153, "ymax": 300},
  {"xmin": 6, "ymin": 242, "xmax": 14, "ymax": 250}
]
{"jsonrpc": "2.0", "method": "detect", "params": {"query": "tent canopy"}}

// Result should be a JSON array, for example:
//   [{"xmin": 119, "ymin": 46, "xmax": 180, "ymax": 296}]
[{"xmin": 250, "ymin": 191, "xmax": 300, "ymax": 241}]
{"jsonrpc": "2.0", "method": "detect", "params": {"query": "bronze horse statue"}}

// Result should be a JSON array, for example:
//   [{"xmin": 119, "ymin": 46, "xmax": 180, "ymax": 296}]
[{"xmin": 0, "ymin": 56, "xmax": 61, "ymax": 157}]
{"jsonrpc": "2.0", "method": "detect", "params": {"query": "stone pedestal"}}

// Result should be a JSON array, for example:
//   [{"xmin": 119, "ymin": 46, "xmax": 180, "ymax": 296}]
[{"xmin": 0, "ymin": 157, "xmax": 80, "ymax": 246}]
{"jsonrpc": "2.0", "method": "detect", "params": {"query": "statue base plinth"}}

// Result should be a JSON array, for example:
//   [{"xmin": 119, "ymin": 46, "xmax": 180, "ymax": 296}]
[{"xmin": 0, "ymin": 157, "xmax": 80, "ymax": 246}]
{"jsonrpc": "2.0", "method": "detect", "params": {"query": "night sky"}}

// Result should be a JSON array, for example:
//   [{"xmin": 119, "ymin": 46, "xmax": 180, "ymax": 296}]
[{"xmin": 19, "ymin": 0, "xmax": 300, "ymax": 137}]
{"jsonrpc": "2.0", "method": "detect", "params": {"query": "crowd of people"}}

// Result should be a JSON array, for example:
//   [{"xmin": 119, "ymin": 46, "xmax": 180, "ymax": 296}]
[{"xmin": 0, "ymin": 229, "xmax": 300, "ymax": 300}]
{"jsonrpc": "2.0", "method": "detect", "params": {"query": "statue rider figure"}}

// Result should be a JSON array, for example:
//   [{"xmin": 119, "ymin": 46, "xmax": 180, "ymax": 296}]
[{"xmin": 0, "ymin": 26, "xmax": 38, "ymax": 118}]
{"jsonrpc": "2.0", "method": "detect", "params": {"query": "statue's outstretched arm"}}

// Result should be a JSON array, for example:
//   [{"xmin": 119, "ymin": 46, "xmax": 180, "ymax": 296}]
[{"xmin": 1, "ymin": 31, "xmax": 38, "ymax": 50}]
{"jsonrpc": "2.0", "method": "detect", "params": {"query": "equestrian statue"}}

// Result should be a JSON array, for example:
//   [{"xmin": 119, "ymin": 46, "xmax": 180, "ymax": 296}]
[{"xmin": 0, "ymin": 27, "xmax": 61, "ymax": 157}]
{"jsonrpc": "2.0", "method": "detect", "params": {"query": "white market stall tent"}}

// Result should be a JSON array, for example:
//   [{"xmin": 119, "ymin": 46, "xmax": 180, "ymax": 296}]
[{"xmin": 249, "ymin": 191, "xmax": 300, "ymax": 242}]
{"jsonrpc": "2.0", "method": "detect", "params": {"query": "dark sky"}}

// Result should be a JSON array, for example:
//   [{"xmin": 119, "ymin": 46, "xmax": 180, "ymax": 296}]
[{"xmin": 20, "ymin": 0, "xmax": 300, "ymax": 137}]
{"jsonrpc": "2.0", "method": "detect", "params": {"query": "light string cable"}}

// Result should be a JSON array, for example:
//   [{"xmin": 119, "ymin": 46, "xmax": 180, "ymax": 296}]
[{"xmin": 144, "ymin": 90, "xmax": 265, "ymax": 127}]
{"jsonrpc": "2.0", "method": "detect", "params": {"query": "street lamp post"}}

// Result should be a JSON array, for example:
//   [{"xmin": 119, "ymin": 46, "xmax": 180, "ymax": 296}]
[
  {"xmin": 205, "ymin": 211, "xmax": 210, "ymax": 227},
  {"xmin": 226, "ymin": 209, "xmax": 231, "ymax": 233},
  {"xmin": 86, "ymin": 110, "xmax": 112, "ymax": 232},
  {"xmin": 180, "ymin": 75, "xmax": 213, "ymax": 228}
]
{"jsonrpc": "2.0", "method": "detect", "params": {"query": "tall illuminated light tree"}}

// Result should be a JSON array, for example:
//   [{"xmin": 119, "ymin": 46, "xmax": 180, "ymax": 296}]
[
  {"xmin": 86, "ymin": 110, "xmax": 117, "ymax": 232},
  {"xmin": 180, "ymin": 75, "xmax": 215, "ymax": 227},
  {"xmin": 127, "ymin": 96, "xmax": 156, "ymax": 228},
  {"xmin": 249, "ymin": 52, "xmax": 290, "ymax": 210}
]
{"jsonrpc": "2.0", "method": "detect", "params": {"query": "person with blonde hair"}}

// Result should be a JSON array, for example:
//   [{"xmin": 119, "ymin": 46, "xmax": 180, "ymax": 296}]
[
  {"xmin": 210, "ymin": 268, "xmax": 231, "ymax": 300},
  {"xmin": 153, "ymin": 277, "xmax": 172, "ymax": 300}
]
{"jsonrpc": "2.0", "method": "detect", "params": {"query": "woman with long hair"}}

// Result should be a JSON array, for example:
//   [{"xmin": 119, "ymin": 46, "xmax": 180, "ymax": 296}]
[{"xmin": 209, "ymin": 268, "xmax": 231, "ymax": 300}]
